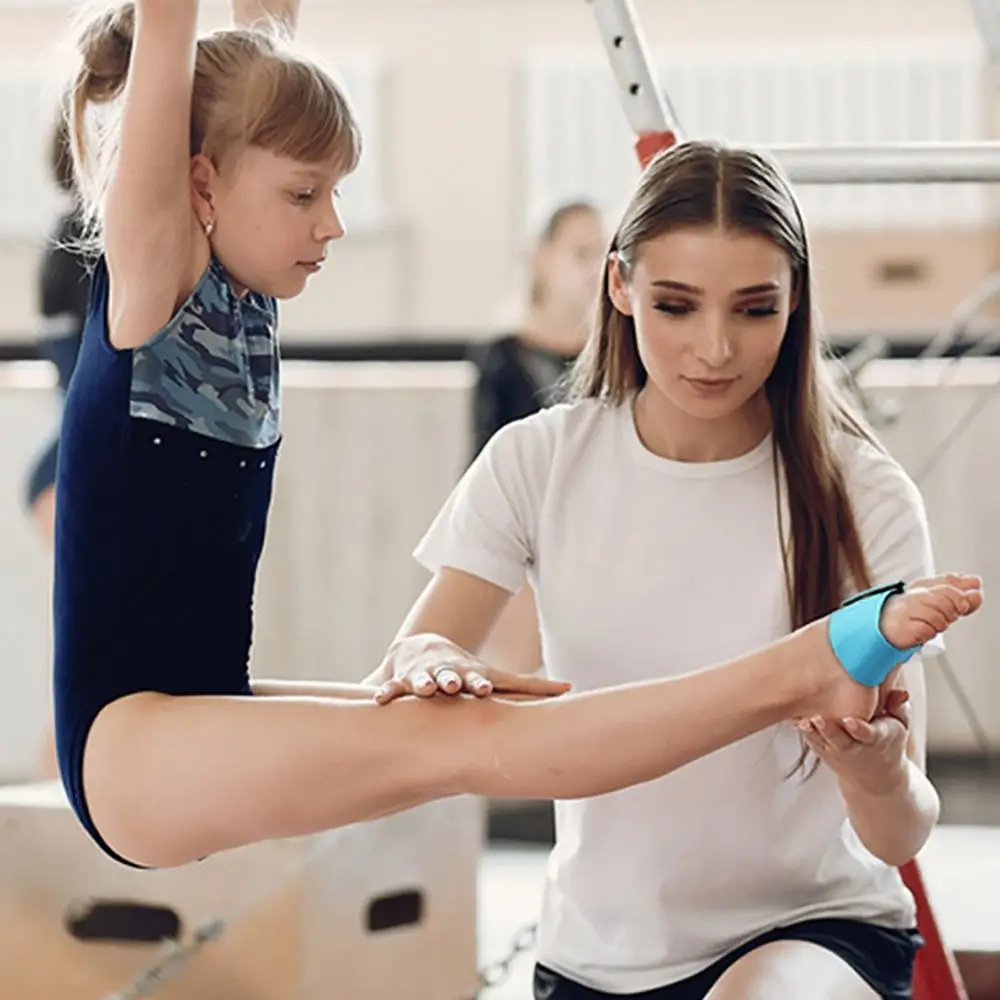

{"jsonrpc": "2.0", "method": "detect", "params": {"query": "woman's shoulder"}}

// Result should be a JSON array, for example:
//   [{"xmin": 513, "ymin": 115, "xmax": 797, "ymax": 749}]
[
  {"xmin": 483, "ymin": 397, "xmax": 619, "ymax": 472},
  {"xmin": 497, "ymin": 395, "xmax": 615, "ymax": 439}
]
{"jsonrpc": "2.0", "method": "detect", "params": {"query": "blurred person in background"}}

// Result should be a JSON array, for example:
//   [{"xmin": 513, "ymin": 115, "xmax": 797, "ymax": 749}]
[
  {"xmin": 26, "ymin": 111, "xmax": 92, "ymax": 779},
  {"xmin": 472, "ymin": 201, "xmax": 606, "ymax": 677},
  {"xmin": 472, "ymin": 200, "xmax": 606, "ymax": 457},
  {"xmin": 25, "ymin": 112, "xmax": 91, "ymax": 548}
]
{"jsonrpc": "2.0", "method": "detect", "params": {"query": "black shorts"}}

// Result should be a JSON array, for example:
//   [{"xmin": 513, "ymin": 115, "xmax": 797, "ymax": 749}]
[{"xmin": 533, "ymin": 918, "xmax": 923, "ymax": 1000}]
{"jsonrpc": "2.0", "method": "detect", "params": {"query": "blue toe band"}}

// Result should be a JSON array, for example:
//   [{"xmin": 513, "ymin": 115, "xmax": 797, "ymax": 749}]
[{"xmin": 827, "ymin": 582, "xmax": 921, "ymax": 687}]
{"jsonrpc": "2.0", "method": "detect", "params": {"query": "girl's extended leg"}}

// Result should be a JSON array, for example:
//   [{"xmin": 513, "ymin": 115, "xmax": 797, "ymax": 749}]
[{"xmin": 81, "ymin": 582, "xmax": 975, "ymax": 869}]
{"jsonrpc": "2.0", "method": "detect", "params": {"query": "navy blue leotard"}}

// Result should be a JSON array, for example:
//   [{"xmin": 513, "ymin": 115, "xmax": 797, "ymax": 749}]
[{"xmin": 53, "ymin": 253, "xmax": 280, "ymax": 867}]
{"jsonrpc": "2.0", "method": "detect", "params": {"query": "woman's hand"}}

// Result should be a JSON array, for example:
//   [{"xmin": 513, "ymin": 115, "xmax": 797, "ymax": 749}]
[
  {"xmin": 372, "ymin": 633, "xmax": 571, "ymax": 705},
  {"xmin": 797, "ymin": 688, "xmax": 911, "ymax": 796}
]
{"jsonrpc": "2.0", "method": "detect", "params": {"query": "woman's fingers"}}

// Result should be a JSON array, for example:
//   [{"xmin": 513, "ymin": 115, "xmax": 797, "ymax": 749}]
[
  {"xmin": 374, "ymin": 678, "xmax": 408, "ymax": 705},
  {"xmin": 486, "ymin": 668, "xmax": 572, "ymax": 697},
  {"xmin": 373, "ymin": 635, "xmax": 573, "ymax": 705},
  {"xmin": 462, "ymin": 671, "xmax": 495, "ymax": 697},
  {"xmin": 432, "ymin": 667, "xmax": 464, "ymax": 695}
]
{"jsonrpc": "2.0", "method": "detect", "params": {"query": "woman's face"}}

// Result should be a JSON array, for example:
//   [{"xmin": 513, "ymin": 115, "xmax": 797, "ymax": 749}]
[{"xmin": 608, "ymin": 224, "xmax": 796, "ymax": 424}]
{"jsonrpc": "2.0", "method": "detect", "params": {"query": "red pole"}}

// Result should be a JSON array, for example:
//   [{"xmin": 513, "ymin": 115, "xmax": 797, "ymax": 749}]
[
  {"xmin": 635, "ymin": 131, "xmax": 679, "ymax": 168},
  {"xmin": 900, "ymin": 860, "xmax": 969, "ymax": 1000}
]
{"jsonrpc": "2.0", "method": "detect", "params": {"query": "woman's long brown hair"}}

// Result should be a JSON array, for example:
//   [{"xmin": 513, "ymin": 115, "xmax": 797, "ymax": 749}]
[{"xmin": 569, "ymin": 140, "xmax": 880, "ymax": 773}]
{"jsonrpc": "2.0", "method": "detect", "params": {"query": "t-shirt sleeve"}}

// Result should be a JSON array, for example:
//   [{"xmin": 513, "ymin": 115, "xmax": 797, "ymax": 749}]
[
  {"xmin": 846, "ymin": 437, "xmax": 944, "ymax": 651},
  {"xmin": 413, "ymin": 415, "xmax": 552, "ymax": 594}
]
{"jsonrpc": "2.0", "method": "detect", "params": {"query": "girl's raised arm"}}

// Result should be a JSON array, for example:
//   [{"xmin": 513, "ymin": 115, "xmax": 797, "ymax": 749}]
[{"xmin": 74, "ymin": 1, "xmax": 200, "ymax": 348}]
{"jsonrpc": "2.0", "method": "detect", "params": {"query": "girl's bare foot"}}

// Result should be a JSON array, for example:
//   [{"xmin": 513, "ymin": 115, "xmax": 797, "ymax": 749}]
[
  {"xmin": 797, "ymin": 573, "xmax": 983, "ymax": 722},
  {"xmin": 881, "ymin": 573, "xmax": 983, "ymax": 648}
]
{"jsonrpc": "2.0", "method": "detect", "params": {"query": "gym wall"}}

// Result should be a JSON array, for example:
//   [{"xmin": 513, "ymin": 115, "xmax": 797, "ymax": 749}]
[{"xmin": 0, "ymin": 0, "xmax": 994, "ymax": 347}]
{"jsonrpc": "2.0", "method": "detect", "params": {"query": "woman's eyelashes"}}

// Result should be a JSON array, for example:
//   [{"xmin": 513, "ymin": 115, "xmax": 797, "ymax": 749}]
[
  {"xmin": 742, "ymin": 302, "xmax": 780, "ymax": 318},
  {"xmin": 653, "ymin": 299, "xmax": 694, "ymax": 316},
  {"xmin": 652, "ymin": 299, "xmax": 780, "ymax": 319}
]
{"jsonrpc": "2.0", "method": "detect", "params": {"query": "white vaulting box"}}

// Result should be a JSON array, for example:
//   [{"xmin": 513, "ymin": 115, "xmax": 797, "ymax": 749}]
[{"xmin": 0, "ymin": 782, "xmax": 484, "ymax": 999}]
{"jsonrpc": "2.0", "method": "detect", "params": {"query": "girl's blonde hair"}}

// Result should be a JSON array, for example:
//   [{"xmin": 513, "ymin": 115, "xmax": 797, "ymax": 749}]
[{"xmin": 68, "ymin": 2, "xmax": 362, "ymax": 233}]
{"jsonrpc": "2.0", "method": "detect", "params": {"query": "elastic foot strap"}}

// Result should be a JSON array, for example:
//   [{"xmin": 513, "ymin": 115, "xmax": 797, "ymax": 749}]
[{"xmin": 827, "ymin": 582, "xmax": 921, "ymax": 687}]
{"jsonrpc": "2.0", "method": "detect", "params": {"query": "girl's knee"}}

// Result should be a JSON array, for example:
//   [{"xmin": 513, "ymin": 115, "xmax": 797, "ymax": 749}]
[
  {"xmin": 706, "ymin": 941, "xmax": 879, "ymax": 1000},
  {"xmin": 79, "ymin": 693, "xmax": 187, "ymax": 869}
]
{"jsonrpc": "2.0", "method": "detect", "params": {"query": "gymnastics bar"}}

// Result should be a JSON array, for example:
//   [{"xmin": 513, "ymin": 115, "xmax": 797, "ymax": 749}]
[
  {"xmin": 586, "ymin": 0, "xmax": 1000, "ymax": 183},
  {"xmin": 765, "ymin": 142, "xmax": 1000, "ymax": 185},
  {"xmin": 584, "ymin": 0, "xmax": 683, "ymax": 166}
]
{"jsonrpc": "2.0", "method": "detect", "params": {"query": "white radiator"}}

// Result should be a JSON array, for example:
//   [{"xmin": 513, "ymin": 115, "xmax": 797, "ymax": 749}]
[
  {"xmin": 312, "ymin": 50, "xmax": 391, "ymax": 232},
  {"xmin": 252, "ymin": 361, "xmax": 475, "ymax": 685},
  {"xmin": 0, "ymin": 63, "xmax": 65, "ymax": 241},
  {"xmin": 0, "ymin": 50, "xmax": 389, "ymax": 241},
  {"xmin": 519, "ymin": 38, "xmax": 989, "ymax": 231}
]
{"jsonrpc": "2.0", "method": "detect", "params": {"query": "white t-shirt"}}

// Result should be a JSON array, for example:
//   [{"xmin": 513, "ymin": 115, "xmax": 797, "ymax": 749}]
[{"xmin": 413, "ymin": 396, "xmax": 937, "ymax": 993}]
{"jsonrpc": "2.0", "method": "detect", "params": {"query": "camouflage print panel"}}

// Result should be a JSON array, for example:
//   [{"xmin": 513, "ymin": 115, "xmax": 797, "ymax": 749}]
[{"xmin": 129, "ymin": 257, "xmax": 280, "ymax": 449}]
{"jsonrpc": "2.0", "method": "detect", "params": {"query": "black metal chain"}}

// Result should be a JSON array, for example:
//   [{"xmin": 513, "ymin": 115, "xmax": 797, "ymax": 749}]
[{"xmin": 470, "ymin": 922, "xmax": 538, "ymax": 996}]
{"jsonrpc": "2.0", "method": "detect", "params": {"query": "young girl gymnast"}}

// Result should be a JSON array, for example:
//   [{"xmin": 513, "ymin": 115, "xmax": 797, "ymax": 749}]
[{"xmin": 53, "ymin": 0, "xmax": 982, "ymax": 882}]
